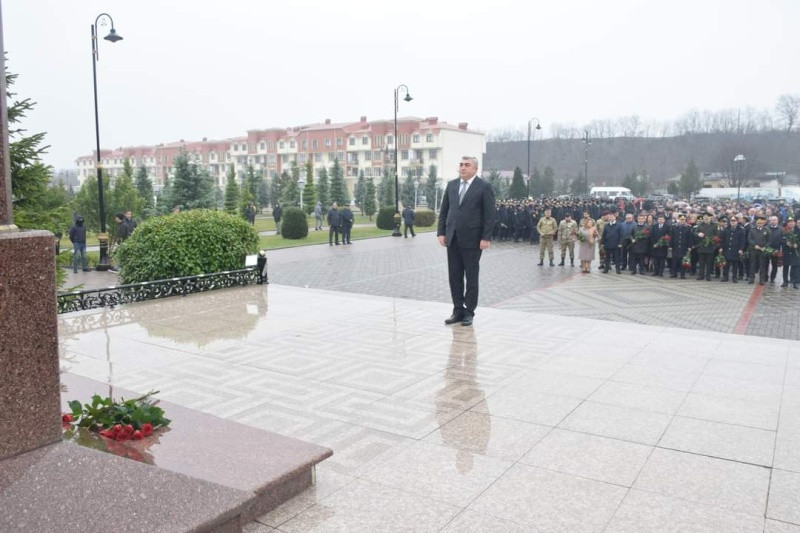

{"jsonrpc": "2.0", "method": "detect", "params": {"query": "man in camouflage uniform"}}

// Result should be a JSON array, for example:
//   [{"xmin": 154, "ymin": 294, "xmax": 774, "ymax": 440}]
[
  {"xmin": 557, "ymin": 213, "xmax": 578, "ymax": 266},
  {"xmin": 537, "ymin": 208, "xmax": 558, "ymax": 266}
]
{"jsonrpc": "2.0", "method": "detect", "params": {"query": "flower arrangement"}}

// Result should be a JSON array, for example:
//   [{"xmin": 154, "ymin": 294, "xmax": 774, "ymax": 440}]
[
  {"xmin": 653, "ymin": 234, "xmax": 671, "ymax": 248},
  {"xmin": 575, "ymin": 230, "xmax": 586, "ymax": 243},
  {"xmin": 761, "ymin": 246, "xmax": 779, "ymax": 257},
  {"xmin": 62, "ymin": 391, "xmax": 170, "ymax": 442},
  {"xmin": 715, "ymin": 252, "xmax": 726, "ymax": 271},
  {"xmin": 784, "ymin": 231, "xmax": 798, "ymax": 249},
  {"xmin": 682, "ymin": 250, "xmax": 692, "ymax": 270}
]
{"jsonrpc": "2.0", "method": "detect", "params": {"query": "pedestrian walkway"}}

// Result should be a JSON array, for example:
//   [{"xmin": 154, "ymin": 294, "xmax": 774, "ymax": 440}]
[{"xmin": 58, "ymin": 282, "xmax": 800, "ymax": 532}]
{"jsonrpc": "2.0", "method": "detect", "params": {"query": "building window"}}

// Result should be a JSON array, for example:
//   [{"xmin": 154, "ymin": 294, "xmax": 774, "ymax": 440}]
[
  {"xmin": 312, "ymin": 139, "xmax": 318, "ymax": 149},
  {"xmin": 314, "ymin": 153, "xmax": 322, "ymax": 162},
  {"xmin": 413, "ymin": 134, "xmax": 420, "ymax": 143},
  {"xmin": 336, "ymin": 138, "xmax": 343, "ymax": 147},
  {"xmin": 361, "ymin": 136, "xmax": 368, "ymax": 145},
  {"xmin": 426, "ymin": 133, "xmax": 434, "ymax": 142},
  {"xmin": 298, "ymin": 153, "xmax": 307, "ymax": 164},
  {"xmin": 281, "ymin": 154, "xmax": 288, "ymax": 163},
  {"xmin": 364, "ymin": 151, "xmax": 372, "ymax": 161},
  {"xmin": 429, "ymin": 149, "xmax": 438, "ymax": 159},
  {"xmin": 349, "ymin": 137, "xmax": 356, "ymax": 146},
  {"xmin": 279, "ymin": 141, "xmax": 285, "ymax": 149},
  {"xmin": 375, "ymin": 166, "xmax": 382, "ymax": 176},
  {"xmin": 387, "ymin": 135, "xmax": 394, "ymax": 145},
  {"xmin": 373, "ymin": 135, "xmax": 382, "ymax": 146},
  {"xmin": 328, "ymin": 152, "xmax": 336, "ymax": 161},
  {"xmin": 325, "ymin": 138, "xmax": 331, "ymax": 148},
  {"xmin": 301, "ymin": 140, "xmax": 307, "ymax": 149},
  {"xmin": 337, "ymin": 151, "xmax": 344, "ymax": 161},
  {"xmin": 268, "ymin": 154, "xmax": 275, "ymax": 162},
  {"xmin": 365, "ymin": 168, "xmax": 372, "ymax": 177},
  {"xmin": 290, "ymin": 141, "xmax": 296, "ymax": 149},
  {"xmin": 401, "ymin": 150, "xmax": 409, "ymax": 160},
  {"xmin": 373, "ymin": 150, "xmax": 382, "ymax": 161},
  {"xmin": 260, "ymin": 141, "xmax": 265, "ymax": 150},
  {"xmin": 233, "ymin": 144, "xmax": 238, "ymax": 152}
]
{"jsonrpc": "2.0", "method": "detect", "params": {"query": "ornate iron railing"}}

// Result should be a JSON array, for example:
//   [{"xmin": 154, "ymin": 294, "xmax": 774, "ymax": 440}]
[{"xmin": 57, "ymin": 268, "xmax": 258, "ymax": 314}]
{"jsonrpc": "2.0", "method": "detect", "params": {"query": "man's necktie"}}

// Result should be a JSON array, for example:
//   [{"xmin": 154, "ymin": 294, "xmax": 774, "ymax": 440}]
[{"xmin": 459, "ymin": 181, "xmax": 467, "ymax": 205}]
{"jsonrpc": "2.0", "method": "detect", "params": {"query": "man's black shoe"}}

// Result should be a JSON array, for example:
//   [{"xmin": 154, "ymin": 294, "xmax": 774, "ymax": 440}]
[
  {"xmin": 549, "ymin": 261, "xmax": 555, "ymax": 267},
  {"xmin": 444, "ymin": 314, "xmax": 463, "ymax": 325},
  {"xmin": 781, "ymin": 282, "xmax": 789, "ymax": 287},
  {"xmin": 461, "ymin": 315, "xmax": 473, "ymax": 326}
]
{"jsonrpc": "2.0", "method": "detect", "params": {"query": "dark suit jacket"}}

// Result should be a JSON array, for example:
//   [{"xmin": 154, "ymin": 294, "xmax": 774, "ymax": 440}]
[
  {"xmin": 601, "ymin": 221, "xmax": 623, "ymax": 249},
  {"xmin": 437, "ymin": 177, "xmax": 496, "ymax": 248}
]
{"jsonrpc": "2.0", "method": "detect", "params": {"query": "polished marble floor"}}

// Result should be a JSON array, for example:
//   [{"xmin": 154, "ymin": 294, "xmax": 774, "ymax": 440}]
[{"xmin": 59, "ymin": 285, "xmax": 800, "ymax": 532}]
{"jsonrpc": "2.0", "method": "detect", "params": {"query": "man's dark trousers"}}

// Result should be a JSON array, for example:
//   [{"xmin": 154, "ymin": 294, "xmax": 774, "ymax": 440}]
[{"xmin": 447, "ymin": 234, "xmax": 482, "ymax": 317}]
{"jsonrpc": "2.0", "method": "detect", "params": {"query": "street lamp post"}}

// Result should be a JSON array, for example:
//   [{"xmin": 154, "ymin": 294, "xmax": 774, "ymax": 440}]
[
  {"xmin": 414, "ymin": 178, "xmax": 420, "ymax": 208},
  {"xmin": 298, "ymin": 174, "xmax": 306, "ymax": 211},
  {"xmin": 393, "ymin": 84, "xmax": 412, "ymax": 237},
  {"xmin": 734, "ymin": 154, "xmax": 746, "ymax": 203},
  {"xmin": 526, "ymin": 118, "xmax": 541, "ymax": 198},
  {"xmin": 582, "ymin": 130, "xmax": 591, "ymax": 195},
  {"xmin": 91, "ymin": 13, "xmax": 123, "ymax": 271}
]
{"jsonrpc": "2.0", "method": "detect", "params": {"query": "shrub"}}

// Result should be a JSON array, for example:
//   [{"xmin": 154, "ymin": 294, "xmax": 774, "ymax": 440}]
[
  {"xmin": 114, "ymin": 209, "xmax": 258, "ymax": 284},
  {"xmin": 414, "ymin": 208, "xmax": 436, "ymax": 227},
  {"xmin": 281, "ymin": 207, "xmax": 309, "ymax": 239},
  {"xmin": 376, "ymin": 206, "xmax": 398, "ymax": 230}
]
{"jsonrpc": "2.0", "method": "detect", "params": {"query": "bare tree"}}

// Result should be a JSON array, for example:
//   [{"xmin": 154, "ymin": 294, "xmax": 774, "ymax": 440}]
[{"xmin": 776, "ymin": 94, "xmax": 800, "ymax": 133}]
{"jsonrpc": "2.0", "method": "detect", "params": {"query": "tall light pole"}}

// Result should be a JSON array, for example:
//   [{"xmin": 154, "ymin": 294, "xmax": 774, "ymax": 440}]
[
  {"xmin": 526, "ymin": 118, "xmax": 541, "ymax": 198},
  {"xmin": 582, "ymin": 130, "xmax": 591, "ymax": 195},
  {"xmin": 393, "ymin": 84, "xmax": 412, "ymax": 237},
  {"xmin": 734, "ymin": 154, "xmax": 746, "ymax": 203},
  {"xmin": 91, "ymin": 13, "xmax": 123, "ymax": 270}
]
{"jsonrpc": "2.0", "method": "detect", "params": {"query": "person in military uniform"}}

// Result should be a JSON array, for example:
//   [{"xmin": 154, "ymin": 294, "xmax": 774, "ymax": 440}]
[
  {"xmin": 557, "ymin": 213, "xmax": 578, "ymax": 266},
  {"xmin": 649, "ymin": 214, "xmax": 670, "ymax": 276},
  {"xmin": 693, "ymin": 212, "xmax": 718, "ymax": 281},
  {"xmin": 668, "ymin": 213, "xmax": 692, "ymax": 279},
  {"xmin": 781, "ymin": 217, "xmax": 799, "ymax": 289},
  {"xmin": 747, "ymin": 215, "xmax": 769, "ymax": 284},
  {"xmin": 721, "ymin": 215, "xmax": 746, "ymax": 283},
  {"xmin": 537, "ymin": 208, "xmax": 558, "ymax": 266},
  {"xmin": 629, "ymin": 213, "xmax": 650, "ymax": 274}
]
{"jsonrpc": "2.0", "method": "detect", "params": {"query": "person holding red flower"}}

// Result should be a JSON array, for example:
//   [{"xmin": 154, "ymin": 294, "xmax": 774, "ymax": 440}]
[
  {"xmin": 694, "ymin": 212, "xmax": 719, "ymax": 281},
  {"xmin": 649, "ymin": 214, "xmax": 670, "ymax": 277},
  {"xmin": 748, "ymin": 215, "xmax": 770, "ymax": 285},
  {"xmin": 668, "ymin": 214, "xmax": 692, "ymax": 279},
  {"xmin": 629, "ymin": 213, "xmax": 650, "ymax": 275},
  {"xmin": 781, "ymin": 217, "xmax": 799, "ymax": 289},
  {"xmin": 721, "ymin": 215, "xmax": 746, "ymax": 283},
  {"xmin": 766, "ymin": 216, "xmax": 783, "ymax": 283}
]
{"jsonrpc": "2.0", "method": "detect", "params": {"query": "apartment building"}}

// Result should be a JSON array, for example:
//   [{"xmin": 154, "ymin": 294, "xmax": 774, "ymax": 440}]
[{"xmin": 75, "ymin": 116, "xmax": 485, "ymax": 196}]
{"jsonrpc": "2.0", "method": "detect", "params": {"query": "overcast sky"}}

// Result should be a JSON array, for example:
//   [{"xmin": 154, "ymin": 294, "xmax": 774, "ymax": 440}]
[{"xmin": 4, "ymin": 0, "xmax": 799, "ymax": 170}]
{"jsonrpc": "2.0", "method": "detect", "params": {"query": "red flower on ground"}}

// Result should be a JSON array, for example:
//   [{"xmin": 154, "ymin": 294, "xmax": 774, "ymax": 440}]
[
  {"xmin": 141, "ymin": 423, "xmax": 154, "ymax": 437},
  {"xmin": 61, "ymin": 414, "xmax": 73, "ymax": 426},
  {"xmin": 132, "ymin": 430, "xmax": 143, "ymax": 440},
  {"xmin": 664, "ymin": 235, "xmax": 671, "ymax": 241}
]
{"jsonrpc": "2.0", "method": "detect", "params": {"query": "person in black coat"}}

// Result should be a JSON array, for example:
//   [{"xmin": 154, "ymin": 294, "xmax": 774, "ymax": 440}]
[
  {"xmin": 748, "ymin": 215, "xmax": 770, "ymax": 284},
  {"xmin": 720, "ymin": 216, "xmax": 746, "ymax": 283},
  {"xmin": 601, "ymin": 213, "xmax": 624, "ymax": 274},
  {"xmin": 668, "ymin": 214, "xmax": 692, "ymax": 279},
  {"xmin": 781, "ymin": 218, "xmax": 800, "ymax": 288},
  {"xmin": 437, "ymin": 156, "xmax": 496, "ymax": 326},
  {"xmin": 629, "ymin": 213, "xmax": 650, "ymax": 275},
  {"xmin": 327, "ymin": 202, "xmax": 342, "ymax": 245},
  {"xmin": 649, "ymin": 214, "xmax": 670, "ymax": 276},
  {"xmin": 341, "ymin": 205, "xmax": 354, "ymax": 244}
]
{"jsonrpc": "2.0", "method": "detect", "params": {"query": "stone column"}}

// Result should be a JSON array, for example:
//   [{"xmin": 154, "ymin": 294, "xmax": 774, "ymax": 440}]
[{"xmin": 0, "ymin": 0, "xmax": 63, "ymax": 460}]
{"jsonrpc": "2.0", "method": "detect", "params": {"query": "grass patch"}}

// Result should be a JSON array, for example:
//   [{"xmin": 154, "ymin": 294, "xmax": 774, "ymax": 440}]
[
  {"xmin": 258, "ymin": 226, "xmax": 394, "ymax": 250},
  {"xmin": 59, "ymin": 233, "xmax": 100, "ymax": 248}
]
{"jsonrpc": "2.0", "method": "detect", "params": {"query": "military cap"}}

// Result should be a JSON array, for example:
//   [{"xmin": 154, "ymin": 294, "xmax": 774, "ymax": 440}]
[{"xmin": 756, "ymin": 214, "xmax": 767, "ymax": 221}]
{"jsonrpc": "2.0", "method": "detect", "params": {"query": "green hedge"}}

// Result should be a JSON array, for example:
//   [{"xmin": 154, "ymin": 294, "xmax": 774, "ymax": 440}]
[
  {"xmin": 281, "ymin": 207, "xmax": 309, "ymax": 239},
  {"xmin": 414, "ymin": 208, "xmax": 436, "ymax": 227},
  {"xmin": 376, "ymin": 207, "xmax": 397, "ymax": 230},
  {"xmin": 114, "ymin": 209, "xmax": 259, "ymax": 284}
]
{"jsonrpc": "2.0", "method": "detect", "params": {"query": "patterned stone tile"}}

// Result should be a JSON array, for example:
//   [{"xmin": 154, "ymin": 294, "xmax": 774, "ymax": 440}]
[
  {"xmin": 470, "ymin": 388, "xmax": 582, "ymax": 427},
  {"xmin": 559, "ymin": 401, "xmax": 673, "ymax": 445}
]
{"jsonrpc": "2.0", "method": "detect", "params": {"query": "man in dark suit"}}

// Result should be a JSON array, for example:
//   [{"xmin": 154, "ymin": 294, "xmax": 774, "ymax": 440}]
[
  {"xmin": 649, "ymin": 214, "xmax": 669, "ymax": 276},
  {"xmin": 601, "ymin": 212, "xmax": 623, "ymax": 274},
  {"xmin": 438, "ymin": 156, "xmax": 496, "ymax": 326}
]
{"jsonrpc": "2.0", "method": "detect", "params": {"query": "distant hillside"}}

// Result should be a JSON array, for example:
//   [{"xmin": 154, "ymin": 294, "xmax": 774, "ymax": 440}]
[{"xmin": 483, "ymin": 132, "xmax": 800, "ymax": 187}]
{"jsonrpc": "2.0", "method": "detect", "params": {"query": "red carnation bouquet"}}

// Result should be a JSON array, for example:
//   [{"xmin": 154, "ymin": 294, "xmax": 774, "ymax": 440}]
[{"xmin": 653, "ymin": 234, "xmax": 671, "ymax": 248}]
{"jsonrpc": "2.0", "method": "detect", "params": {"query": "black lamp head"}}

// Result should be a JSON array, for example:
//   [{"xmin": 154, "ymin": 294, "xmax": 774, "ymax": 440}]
[
  {"xmin": 535, "ymin": 123, "xmax": 542, "ymax": 130},
  {"xmin": 104, "ymin": 28, "xmax": 123, "ymax": 43},
  {"xmin": 403, "ymin": 93, "xmax": 413, "ymax": 103}
]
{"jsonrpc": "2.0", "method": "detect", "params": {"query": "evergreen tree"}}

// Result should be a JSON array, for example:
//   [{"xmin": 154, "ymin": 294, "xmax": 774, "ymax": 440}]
[
  {"xmin": 401, "ymin": 173, "xmax": 415, "ymax": 208},
  {"xmin": 508, "ymin": 166, "xmax": 527, "ymax": 200},
  {"xmin": 379, "ymin": 166, "xmax": 395, "ymax": 207},
  {"xmin": 423, "ymin": 164, "xmax": 439, "ymax": 209},
  {"xmin": 303, "ymin": 161, "xmax": 316, "ymax": 214},
  {"xmin": 281, "ymin": 162, "xmax": 300, "ymax": 206},
  {"xmin": 134, "ymin": 164, "xmax": 154, "ymax": 210},
  {"xmin": 486, "ymin": 169, "xmax": 505, "ymax": 200},
  {"xmin": 110, "ymin": 168, "xmax": 144, "ymax": 221},
  {"xmin": 541, "ymin": 166, "xmax": 556, "ymax": 196},
  {"xmin": 171, "ymin": 150, "xmax": 215, "ymax": 209},
  {"xmin": 8, "ymin": 59, "xmax": 71, "ymax": 234},
  {"xmin": 679, "ymin": 160, "xmax": 702, "ymax": 197},
  {"xmin": 667, "ymin": 181, "xmax": 680, "ymax": 195},
  {"xmin": 329, "ymin": 159, "xmax": 348, "ymax": 205},
  {"xmin": 244, "ymin": 164, "xmax": 260, "ymax": 200},
  {"xmin": 256, "ymin": 173, "xmax": 270, "ymax": 212},
  {"xmin": 569, "ymin": 173, "xmax": 584, "ymax": 195},
  {"xmin": 271, "ymin": 171, "xmax": 287, "ymax": 207},
  {"xmin": 529, "ymin": 167, "xmax": 543, "ymax": 197},
  {"xmin": 73, "ymin": 172, "xmax": 110, "ymax": 232},
  {"xmin": 316, "ymin": 167, "xmax": 330, "ymax": 209},
  {"xmin": 354, "ymin": 170, "xmax": 366, "ymax": 211},
  {"xmin": 364, "ymin": 178, "xmax": 377, "ymax": 220},
  {"xmin": 223, "ymin": 165, "xmax": 239, "ymax": 214}
]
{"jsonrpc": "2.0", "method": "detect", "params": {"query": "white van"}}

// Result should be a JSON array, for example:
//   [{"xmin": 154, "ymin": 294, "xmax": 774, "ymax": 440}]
[{"xmin": 590, "ymin": 186, "xmax": 634, "ymax": 200}]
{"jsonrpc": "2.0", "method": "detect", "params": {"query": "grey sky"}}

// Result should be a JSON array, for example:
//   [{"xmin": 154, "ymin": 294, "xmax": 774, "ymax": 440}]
[{"xmin": 4, "ymin": 0, "xmax": 799, "ymax": 170}]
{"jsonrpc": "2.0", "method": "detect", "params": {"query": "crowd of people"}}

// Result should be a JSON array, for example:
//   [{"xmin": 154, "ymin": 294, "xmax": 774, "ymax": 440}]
[{"xmin": 492, "ymin": 196, "xmax": 800, "ymax": 288}]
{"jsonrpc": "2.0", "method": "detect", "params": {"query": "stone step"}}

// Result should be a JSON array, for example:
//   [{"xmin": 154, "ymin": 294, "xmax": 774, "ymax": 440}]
[
  {"xmin": 59, "ymin": 373, "xmax": 333, "ymax": 524},
  {"xmin": 0, "ymin": 442, "xmax": 253, "ymax": 532}
]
